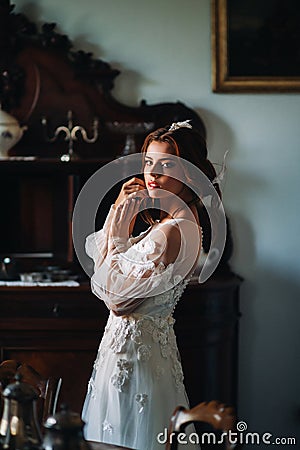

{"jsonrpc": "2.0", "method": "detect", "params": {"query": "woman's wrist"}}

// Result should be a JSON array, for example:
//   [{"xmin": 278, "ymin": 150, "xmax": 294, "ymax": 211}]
[{"xmin": 108, "ymin": 235, "xmax": 131, "ymax": 253}]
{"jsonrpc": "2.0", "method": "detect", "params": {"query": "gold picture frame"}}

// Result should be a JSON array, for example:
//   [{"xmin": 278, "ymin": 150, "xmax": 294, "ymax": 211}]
[{"xmin": 211, "ymin": 0, "xmax": 300, "ymax": 93}]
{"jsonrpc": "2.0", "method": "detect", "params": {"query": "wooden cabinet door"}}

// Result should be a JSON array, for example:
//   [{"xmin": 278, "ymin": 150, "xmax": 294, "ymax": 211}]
[
  {"xmin": 0, "ymin": 276, "xmax": 241, "ymax": 415},
  {"xmin": 0, "ymin": 285, "xmax": 108, "ymax": 414}
]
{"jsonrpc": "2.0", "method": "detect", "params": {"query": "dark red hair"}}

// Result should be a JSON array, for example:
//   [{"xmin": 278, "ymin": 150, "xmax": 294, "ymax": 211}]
[{"xmin": 140, "ymin": 124, "xmax": 221, "ymax": 252}]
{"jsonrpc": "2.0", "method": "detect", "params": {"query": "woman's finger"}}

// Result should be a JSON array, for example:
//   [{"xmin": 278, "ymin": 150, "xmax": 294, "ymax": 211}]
[
  {"xmin": 113, "ymin": 203, "xmax": 123, "ymax": 222},
  {"xmin": 115, "ymin": 178, "xmax": 146, "ymax": 206},
  {"xmin": 126, "ymin": 177, "xmax": 145, "ymax": 186},
  {"xmin": 124, "ymin": 178, "xmax": 145, "ymax": 191},
  {"xmin": 127, "ymin": 188, "xmax": 148, "ymax": 200}
]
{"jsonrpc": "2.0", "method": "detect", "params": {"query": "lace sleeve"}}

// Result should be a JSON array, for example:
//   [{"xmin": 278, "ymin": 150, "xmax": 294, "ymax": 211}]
[
  {"xmin": 90, "ymin": 233, "xmax": 176, "ymax": 315},
  {"xmin": 89, "ymin": 219, "xmax": 201, "ymax": 316},
  {"xmin": 85, "ymin": 205, "xmax": 115, "ymax": 268}
]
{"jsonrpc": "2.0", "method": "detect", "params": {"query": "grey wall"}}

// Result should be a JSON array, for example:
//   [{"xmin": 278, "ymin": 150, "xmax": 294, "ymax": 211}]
[{"xmin": 15, "ymin": 0, "xmax": 300, "ymax": 445}]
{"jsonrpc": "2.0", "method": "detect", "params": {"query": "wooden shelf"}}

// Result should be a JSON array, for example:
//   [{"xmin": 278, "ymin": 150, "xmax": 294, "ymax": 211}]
[{"xmin": 0, "ymin": 158, "xmax": 112, "ymax": 175}]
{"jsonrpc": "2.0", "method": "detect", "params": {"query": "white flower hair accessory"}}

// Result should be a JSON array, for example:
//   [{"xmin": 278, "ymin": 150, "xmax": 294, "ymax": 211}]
[{"xmin": 168, "ymin": 119, "xmax": 192, "ymax": 131}]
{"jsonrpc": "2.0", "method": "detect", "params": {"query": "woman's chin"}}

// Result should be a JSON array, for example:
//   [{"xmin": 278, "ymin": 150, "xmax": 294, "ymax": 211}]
[
  {"xmin": 147, "ymin": 190, "xmax": 159, "ymax": 198},
  {"xmin": 147, "ymin": 189, "xmax": 169, "ymax": 199}
]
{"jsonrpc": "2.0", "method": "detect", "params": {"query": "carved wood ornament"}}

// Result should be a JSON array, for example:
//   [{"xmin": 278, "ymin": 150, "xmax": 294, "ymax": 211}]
[{"xmin": 0, "ymin": 0, "xmax": 205, "ymax": 158}]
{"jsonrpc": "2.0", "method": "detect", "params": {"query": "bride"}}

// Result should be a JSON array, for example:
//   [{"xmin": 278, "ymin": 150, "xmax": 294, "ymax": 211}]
[{"xmin": 82, "ymin": 120, "xmax": 222, "ymax": 449}]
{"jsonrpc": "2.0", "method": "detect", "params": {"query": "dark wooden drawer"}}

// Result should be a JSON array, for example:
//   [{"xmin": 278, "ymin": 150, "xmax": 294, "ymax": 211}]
[
  {"xmin": 0, "ymin": 283, "xmax": 106, "ymax": 319},
  {"xmin": 0, "ymin": 275, "xmax": 241, "ymax": 415}
]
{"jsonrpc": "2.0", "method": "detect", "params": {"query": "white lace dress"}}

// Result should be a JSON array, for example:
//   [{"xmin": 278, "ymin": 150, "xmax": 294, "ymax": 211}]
[{"xmin": 82, "ymin": 205, "xmax": 201, "ymax": 450}]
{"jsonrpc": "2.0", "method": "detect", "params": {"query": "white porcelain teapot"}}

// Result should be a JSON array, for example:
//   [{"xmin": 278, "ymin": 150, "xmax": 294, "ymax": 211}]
[{"xmin": 0, "ymin": 105, "xmax": 27, "ymax": 157}]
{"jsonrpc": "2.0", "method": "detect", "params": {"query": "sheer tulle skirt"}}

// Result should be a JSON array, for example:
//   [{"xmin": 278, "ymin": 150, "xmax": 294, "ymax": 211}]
[{"xmin": 82, "ymin": 314, "xmax": 200, "ymax": 450}]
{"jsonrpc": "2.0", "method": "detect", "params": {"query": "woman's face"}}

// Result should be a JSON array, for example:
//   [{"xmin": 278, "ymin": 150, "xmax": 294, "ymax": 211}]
[{"xmin": 144, "ymin": 141, "xmax": 185, "ymax": 199}]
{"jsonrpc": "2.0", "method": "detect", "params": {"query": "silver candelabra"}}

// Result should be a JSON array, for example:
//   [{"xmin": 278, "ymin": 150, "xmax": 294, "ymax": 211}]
[{"xmin": 42, "ymin": 110, "xmax": 99, "ymax": 161}]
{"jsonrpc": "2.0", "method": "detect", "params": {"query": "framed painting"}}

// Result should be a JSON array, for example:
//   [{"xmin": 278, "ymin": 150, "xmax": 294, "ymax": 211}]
[{"xmin": 211, "ymin": 0, "xmax": 300, "ymax": 92}]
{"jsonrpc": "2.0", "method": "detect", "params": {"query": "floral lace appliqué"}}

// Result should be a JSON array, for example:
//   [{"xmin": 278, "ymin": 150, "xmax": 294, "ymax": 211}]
[
  {"xmin": 87, "ymin": 377, "xmax": 96, "ymax": 398},
  {"xmin": 133, "ymin": 238, "xmax": 156, "ymax": 255},
  {"xmin": 155, "ymin": 365, "xmax": 165, "ymax": 379},
  {"xmin": 102, "ymin": 420, "xmax": 113, "ymax": 434},
  {"xmin": 172, "ymin": 358, "xmax": 184, "ymax": 391},
  {"xmin": 97, "ymin": 277, "xmax": 190, "ymax": 391},
  {"xmin": 154, "ymin": 277, "xmax": 188, "ymax": 310},
  {"xmin": 110, "ymin": 318, "xmax": 129, "ymax": 353},
  {"xmin": 144, "ymin": 316, "xmax": 175, "ymax": 358},
  {"xmin": 137, "ymin": 344, "xmax": 151, "ymax": 361},
  {"xmin": 116, "ymin": 236, "xmax": 167, "ymax": 278},
  {"xmin": 110, "ymin": 316, "xmax": 143, "ymax": 354},
  {"xmin": 135, "ymin": 393, "xmax": 148, "ymax": 413},
  {"xmin": 111, "ymin": 359, "xmax": 133, "ymax": 392}
]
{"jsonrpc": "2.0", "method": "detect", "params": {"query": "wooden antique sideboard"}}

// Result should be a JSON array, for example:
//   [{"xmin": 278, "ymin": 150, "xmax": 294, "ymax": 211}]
[
  {"xmin": 0, "ymin": 276, "xmax": 241, "ymax": 415},
  {"xmin": 0, "ymin": 1, "xmax": 242, "ymax": 416}
]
